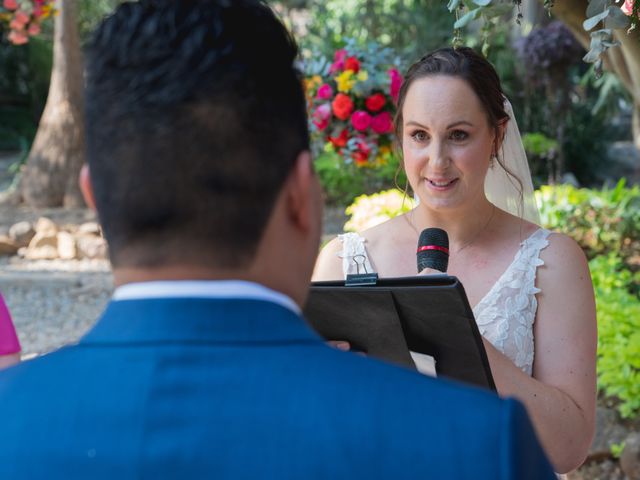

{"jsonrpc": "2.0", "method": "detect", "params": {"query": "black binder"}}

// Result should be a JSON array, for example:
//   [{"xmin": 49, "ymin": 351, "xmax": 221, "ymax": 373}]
[{"xmin": 304, "ymin": 274, "xmax": 496, "ymax": 391}]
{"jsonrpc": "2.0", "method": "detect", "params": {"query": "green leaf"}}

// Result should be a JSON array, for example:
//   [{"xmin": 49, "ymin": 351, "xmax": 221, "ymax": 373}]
[
  {"xmin": 584, "ymin": 9, "xmax": 611, "ymax": 31},
  {"xmin": 481, "ymin": 4, "xmax": 514, "ymax": 17},
  {"xmin": 454, "ymin": 7, "xmax": 481, "ymax": 29}
]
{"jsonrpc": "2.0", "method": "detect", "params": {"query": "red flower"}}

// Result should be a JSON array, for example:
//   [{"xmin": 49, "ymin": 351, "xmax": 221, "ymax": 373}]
[
  {"xmin": 332, "ymin": 93, "xmax": 354, "ymax": 121},
  {"xmin": 365, "ymin": 93, "xmax": 386, "ymax": 112},
  {"xmin": 352, "ymin": 140, "xmax": 371, "ymax": 165},
  {"xmin": 329, "ymin": 129, "xmax": 349, "ymax": 148},
  {"xmin": 371, "ymin": 112, "xmax": 393, "ymax": 134},
  {"xmin": 389, "ymin": 68, "xmax": 403, "ymax": 103},
  {"xmin": 344, "ymin": 56, "xmax": 360, "ymax": 73},
  {"xmin": 3, "ymin": 0, "xmax": 18, "ymax": 10}
]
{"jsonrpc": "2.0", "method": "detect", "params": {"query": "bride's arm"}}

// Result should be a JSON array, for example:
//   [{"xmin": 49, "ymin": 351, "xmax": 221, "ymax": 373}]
[
  {"xmin": 312, "ymin": 237, "xmax": 345, "ymax": 281},
  {"xmin": 484, "ymin": 233, "xmax": 597, "ymax": 474}
]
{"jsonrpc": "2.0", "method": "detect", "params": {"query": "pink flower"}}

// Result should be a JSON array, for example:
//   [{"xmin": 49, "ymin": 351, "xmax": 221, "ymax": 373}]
[
  {"xmin": 621, "ymin": 0, "xmax": 638, "ymax": 16},
  {"xmin": 10, "ymin": 18, "xmax": 25, "ymax": 30},
  {"xmin": 317, "ymin": 84, "xmax": 333, "ymax": 100},
  {"xmin": 3, "ymin": 0, "xmax": 18, "ymax": 10},
  {"xmin": 351, "ymin": 111, "xmax": 372, "ymax": 132},
  {"xmin": 28, "ymin": 22, "xmax": 41, "ymax": 36},
  {"xmin": 389, "ymin": 68, "xmax": 403, "ymax": 103},
  {"xmin": 371, "ymin": 112, "xmax": 393, "ymax": 134},
  {"xmin": 8, "ymin": 30, "xmax": 28, "ymax": 45},
  {"xmin": 329, "ymin": 49, "xmax": 348, "ymax": 74},
  {"xmin": 14, "ymin": 10, "xmax": 30, "ymax": 24},
  {"xmin": 312, "ymin": 103, "xmax": 331, "ymax": 131}
]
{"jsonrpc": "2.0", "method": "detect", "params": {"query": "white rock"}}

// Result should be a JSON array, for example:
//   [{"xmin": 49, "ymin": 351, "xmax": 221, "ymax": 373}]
[
  {"xmin": 57, "ymin": 232, "xmax": 77, "ymax": 260},
  {"xmin": 8, "ymin": 221, "xmax": 35, "ymax": 247},
  {"xmin": 77, "ymin": 222, "xmax": 102, "ymax": 235},
  {"xmin": 28, "ymin": 232, "xmax": 58, "ymax": 251},
  {"xmin": 76, "ymin": 235, "xmax": 108, "ymax": 259},
  {"xmin": 34, "ymin": 217, "xmax": 58, "ymax": 236},
  {"xmin": 24, "ymin": 245, "xmax": 58, "ymax": 260}
]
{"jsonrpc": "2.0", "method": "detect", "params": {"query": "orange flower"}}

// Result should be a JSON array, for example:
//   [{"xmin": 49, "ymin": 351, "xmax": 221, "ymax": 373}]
[{"xmin": 331, "ymin": 93, "xmax": 354, "ymax": 121}]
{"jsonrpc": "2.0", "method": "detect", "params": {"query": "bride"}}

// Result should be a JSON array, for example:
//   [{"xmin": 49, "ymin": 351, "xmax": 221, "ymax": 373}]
[{"xmin": 313, "ymin": 47, "xmax": 597, "ymax": 474}]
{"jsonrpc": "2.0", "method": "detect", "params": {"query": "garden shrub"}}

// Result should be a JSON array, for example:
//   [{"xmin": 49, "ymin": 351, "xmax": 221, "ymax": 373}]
[{"xmin": 589, "ymin": 254, "xmax": 640, "ymax": 418}]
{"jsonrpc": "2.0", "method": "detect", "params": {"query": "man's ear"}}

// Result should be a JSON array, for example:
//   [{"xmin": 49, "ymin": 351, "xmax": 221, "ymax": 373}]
[
  {"xmin": 285, "ymin": 150, "xmax": 318, "ymax": 232},
  {"xmin": 79, "ymin": 164, "xmax": 97, "ymax": 211}
]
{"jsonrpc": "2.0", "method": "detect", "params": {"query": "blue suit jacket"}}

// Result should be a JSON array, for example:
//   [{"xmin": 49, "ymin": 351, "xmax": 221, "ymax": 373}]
[{"xmin": 0, "ymin": 298, "xmax": 555, "ymax": 479}]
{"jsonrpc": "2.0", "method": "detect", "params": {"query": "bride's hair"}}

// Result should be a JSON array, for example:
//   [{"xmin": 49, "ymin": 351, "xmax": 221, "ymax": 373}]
[{"xmin": 393, "ymin": 47, "xmax": 525, "ymax": 214}]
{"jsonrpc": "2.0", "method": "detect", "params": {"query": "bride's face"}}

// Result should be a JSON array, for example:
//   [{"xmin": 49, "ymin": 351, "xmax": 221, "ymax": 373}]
[{"xmin": 401, "ymin": 75, "xmax": 497, "ymax": 213}]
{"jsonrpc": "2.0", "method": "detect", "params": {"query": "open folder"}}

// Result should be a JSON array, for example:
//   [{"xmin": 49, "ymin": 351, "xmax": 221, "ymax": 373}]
[{"xmin": 304, "ymin": 274, "xmax": 496, "ymax": 391}]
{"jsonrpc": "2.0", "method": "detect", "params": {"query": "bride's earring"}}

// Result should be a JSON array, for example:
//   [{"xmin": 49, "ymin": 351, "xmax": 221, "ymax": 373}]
[{"xmin": 490, "ymin": 154, "xmax": 497, "ymax": 169}]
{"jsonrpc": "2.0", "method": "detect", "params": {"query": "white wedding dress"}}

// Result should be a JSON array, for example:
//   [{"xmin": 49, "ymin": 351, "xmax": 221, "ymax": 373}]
[{"xmin": 338, "ymin": 227, "xmax": 551, "ymax": 376}]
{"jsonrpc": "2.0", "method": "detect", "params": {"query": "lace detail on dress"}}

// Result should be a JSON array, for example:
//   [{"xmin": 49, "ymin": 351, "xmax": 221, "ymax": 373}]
[
  {"xmin": 337, "ymin": 232, "xmax": 375, "ymax": 276},
  {"xmin": 473, "ymin": 229, "xmax": 551, "ymax": 376},
  {"xmin": 337, "ymin": 229, "xmax": 551, "ymax": 376}
]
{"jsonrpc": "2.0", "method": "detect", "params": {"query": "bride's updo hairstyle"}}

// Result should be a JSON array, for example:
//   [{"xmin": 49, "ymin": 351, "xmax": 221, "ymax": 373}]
[{"xmin": 393, "ymin": 47, "xmax": 525, "ymax": 205}]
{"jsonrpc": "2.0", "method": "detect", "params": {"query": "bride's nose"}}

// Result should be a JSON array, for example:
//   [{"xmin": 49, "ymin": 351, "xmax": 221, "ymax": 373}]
[{"xmin": 426, "ymin": 140, "xmax": 450, "ymax": 171}]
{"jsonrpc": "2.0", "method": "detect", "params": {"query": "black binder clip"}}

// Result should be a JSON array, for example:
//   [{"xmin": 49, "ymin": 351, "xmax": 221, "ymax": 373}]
[{"xmin": 345, "ymin": 254, "xmax": 378, "ymax": 286}]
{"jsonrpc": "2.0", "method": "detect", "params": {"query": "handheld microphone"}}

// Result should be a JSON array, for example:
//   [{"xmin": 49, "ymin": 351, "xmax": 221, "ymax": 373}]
[{"xmin": 417, "ymin": 228, "xmax": 449, "ymax": 273}]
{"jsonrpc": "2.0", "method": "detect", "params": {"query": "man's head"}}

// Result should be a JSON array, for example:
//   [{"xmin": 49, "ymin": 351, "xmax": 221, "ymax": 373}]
[{"xmin": 83, "ymin": 0, "xmax": 319, "ymax": 281}]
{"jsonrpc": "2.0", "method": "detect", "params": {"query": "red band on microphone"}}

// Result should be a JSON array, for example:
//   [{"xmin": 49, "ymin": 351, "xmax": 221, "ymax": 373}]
[{"xmin": 417, "ymin": 245, "xmax": 450, "ymax": 255}]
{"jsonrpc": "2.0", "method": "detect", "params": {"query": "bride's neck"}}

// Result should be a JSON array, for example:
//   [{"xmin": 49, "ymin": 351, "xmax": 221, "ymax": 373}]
[{"xmin": 411, "ymin": 198, "xmax": 496, "ymax": 251}]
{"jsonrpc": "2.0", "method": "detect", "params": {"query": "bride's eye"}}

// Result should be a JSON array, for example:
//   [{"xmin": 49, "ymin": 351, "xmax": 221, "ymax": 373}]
[
  {"xmin": 409, "ymin": 130, "xmax": 428, "ymax": 142},
  {"xmin": 449, "ymin": 130, "xmax": 469, "ymax": 141}
]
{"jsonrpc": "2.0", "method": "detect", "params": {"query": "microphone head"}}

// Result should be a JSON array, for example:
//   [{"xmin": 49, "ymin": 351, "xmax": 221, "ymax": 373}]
[{"xmin": 417, "ymin": 228, "xmax": 449, "ymax": 273}]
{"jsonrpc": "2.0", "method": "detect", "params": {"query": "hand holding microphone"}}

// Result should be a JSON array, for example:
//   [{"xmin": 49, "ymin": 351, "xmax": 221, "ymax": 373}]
[{"xmin": 417, "ymin": 228, "xmax": 449, "ymax": 274}]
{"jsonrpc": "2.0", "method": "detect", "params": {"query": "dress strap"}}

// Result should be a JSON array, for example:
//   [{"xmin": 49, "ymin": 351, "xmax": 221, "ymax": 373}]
[
  {"xmin": 518, "ymin": 228, "xmax": 551, "ymax": 296},
  {"xmin": 337, "ymin": 232, "xmax": 375, "ymax": 278}
]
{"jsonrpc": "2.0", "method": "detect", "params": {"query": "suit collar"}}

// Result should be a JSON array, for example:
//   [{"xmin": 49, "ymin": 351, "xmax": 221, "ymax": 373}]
[{"xmin": 80, "ymin": 298, "xmax": 322, "ymax": 346}]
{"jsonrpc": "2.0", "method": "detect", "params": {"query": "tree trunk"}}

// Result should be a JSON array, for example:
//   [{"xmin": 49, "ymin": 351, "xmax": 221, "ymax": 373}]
[
  {"xmin": 550, "ymin": 0, "xmax": 640, "ymax": 149},
  {"xmin": 18, "ymin": 0, "xmax": 85, "ymax": 207}
]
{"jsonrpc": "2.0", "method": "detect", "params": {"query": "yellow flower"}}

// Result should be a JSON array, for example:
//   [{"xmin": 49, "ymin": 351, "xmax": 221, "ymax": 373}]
[
  {"xmin": 336, "ymin": 70, "xmax": 355, "ymax": 93},
  {"xmin": 356, "ymin": 70, "xmax": 369, "ymax": 82}
]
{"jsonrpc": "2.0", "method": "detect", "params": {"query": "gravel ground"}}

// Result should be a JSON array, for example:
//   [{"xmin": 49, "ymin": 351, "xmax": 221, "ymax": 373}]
[{"xmin": 0, "ymin": 205, "xmax": 347, "ymax": 357}]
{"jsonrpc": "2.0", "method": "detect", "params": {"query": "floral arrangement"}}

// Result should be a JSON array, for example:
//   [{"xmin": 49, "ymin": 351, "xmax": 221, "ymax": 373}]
[
  {"xmin": 0, "ymin": 0, "xmax": 54, "ymax": 45},
  {"xmin": 344, "ymin": 189, "xmax": 415, "ymax": 232},
  {"xmin": 304, "ymin": 41, "xmax": 403, "ymax": 168}
]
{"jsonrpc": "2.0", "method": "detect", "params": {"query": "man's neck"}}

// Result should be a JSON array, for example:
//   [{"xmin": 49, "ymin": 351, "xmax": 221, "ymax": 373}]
[{"xmin": 112, "ymin": 264, "xmax": 306, "ymax": 309}]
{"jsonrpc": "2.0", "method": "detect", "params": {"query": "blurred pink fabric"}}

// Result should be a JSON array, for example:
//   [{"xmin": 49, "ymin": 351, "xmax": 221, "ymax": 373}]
[{"xmin": 0, "ymin": 293, "xmax": 20, "ymax": 355}]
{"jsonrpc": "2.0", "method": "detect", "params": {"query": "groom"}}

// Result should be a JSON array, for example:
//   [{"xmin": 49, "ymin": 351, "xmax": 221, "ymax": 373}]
[{"xmin": 0, "ymin": 1, "xmax": 555, "ymax": 478}]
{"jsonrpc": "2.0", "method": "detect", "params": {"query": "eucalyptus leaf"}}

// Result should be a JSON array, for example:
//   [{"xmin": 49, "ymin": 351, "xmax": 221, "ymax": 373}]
[
  {"xmin": 471, "ymin": 0, "xmax": 492, "ymax": 6},
  {"xmin": 591, "ymin": 28, "xmax": 614, "ymax": 40},
  {"xmin": 453, "ymin": 7, "xmax": 481, "ymax": 29},
  {"xmin": 605, "ymin": 6, "xmax": 630, "ymax": 29},
  {"xmin": 586, "ymin": 0, "xmax": 610, "ymax": 18},
  {"xmin": 447, "ymin": 0, "xmax": 461, "ymax": 12},
  {"xmin": 583, "ymin": 9, "xmax": 611, "ymax": 31}
]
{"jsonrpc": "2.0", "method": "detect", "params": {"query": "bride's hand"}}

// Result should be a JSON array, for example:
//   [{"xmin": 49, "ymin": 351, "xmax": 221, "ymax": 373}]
[
  {"xmin": 418, "ymin": 267, "xmax": 444, "ymax": 275},
  {"xmin": 326, "ymin": 341, "xmax": 366, "ymax": 356}
]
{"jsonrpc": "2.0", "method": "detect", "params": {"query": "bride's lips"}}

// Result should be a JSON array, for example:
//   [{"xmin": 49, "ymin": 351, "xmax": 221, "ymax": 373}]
[{"xmin": 425, "ymin": 177, "xmax": 459, "ymax": 191}]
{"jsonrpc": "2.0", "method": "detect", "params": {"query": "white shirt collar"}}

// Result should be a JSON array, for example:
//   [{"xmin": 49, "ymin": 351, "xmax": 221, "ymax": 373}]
[{"xmin": 112, "ymin": 280, "xmax": 300, "ymax": 315}]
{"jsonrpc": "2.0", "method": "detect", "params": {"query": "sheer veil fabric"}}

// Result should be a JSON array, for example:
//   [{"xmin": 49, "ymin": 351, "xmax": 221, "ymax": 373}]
[{"xmin": 484, "ymin": 99, "xmax": 541, "ymax": 225}]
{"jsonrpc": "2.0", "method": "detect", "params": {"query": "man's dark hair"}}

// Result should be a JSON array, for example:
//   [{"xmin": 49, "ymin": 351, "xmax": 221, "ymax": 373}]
[{"xmin": 85, "ymin": 0, "xmax": 309, "ymax": 268}]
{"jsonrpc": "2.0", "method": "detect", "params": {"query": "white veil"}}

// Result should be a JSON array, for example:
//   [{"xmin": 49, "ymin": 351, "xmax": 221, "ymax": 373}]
[{"xmin": 484, "ymin": 99, "xmax": 540, "ymax": 225}]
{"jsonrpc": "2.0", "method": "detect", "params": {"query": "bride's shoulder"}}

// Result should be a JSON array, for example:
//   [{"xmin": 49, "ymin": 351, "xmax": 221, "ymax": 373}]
[{"xmin": 357, "ymin": 213, "xmax": 413, "ymax": 249}]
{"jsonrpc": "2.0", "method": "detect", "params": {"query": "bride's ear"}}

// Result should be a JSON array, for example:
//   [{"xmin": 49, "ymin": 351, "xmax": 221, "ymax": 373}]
[{"xmin": 493, "ymin": 118, "xmax": 508, "ymax": 155}]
